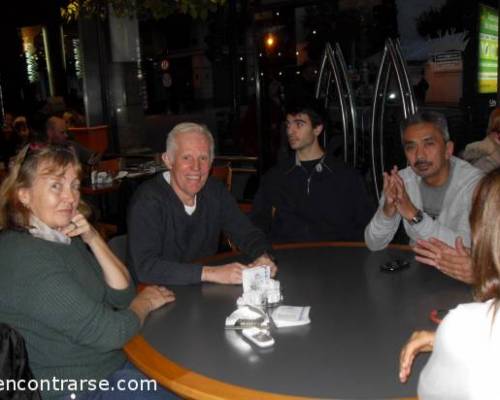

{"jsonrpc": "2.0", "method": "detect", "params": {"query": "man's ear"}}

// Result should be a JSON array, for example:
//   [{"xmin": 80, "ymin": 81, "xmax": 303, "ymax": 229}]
[
  {"xmin": 445, "ymin": 141, "xmax": 454, "ymax": 159},
  {"xmin": 161, "ymin": 152, "xmax": 172, "ymax": 169},
  {"xmin": 313, "ymin": 124, "xmax": 324, "ymax": 137}
]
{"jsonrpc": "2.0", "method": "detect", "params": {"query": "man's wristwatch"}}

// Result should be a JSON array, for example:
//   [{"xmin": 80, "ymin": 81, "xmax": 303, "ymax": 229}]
[{"xmin": 409, "ymin": 209, "xmax": 424, "ymax": 225}]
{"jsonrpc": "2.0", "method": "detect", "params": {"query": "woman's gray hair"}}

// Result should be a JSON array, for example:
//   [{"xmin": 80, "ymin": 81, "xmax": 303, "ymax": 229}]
[
  {"xmin": 400, "ymin": 111, "xmax": 450, "ymax": 143},
  {"xmin": 165, "ymin": 122, "xmax": 215, "ymax": 161}
]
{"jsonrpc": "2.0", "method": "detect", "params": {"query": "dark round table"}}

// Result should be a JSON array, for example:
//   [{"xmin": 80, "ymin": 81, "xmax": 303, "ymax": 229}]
[{"xmin": 124, "ymin": 243, "xmax": 472, "ymax": 399}]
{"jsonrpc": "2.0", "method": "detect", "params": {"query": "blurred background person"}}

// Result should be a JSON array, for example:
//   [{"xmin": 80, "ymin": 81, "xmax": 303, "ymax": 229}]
[
  {"xmin": 13, "ymin": 116, "xmax": 32, "ymax": 146},
  {"xmin": 463, "ymin": 107, "xmax": 500, "ymax": 173},
  {"xmin": 45, "ymin": 115, "xmax": 97, "ymax": 166},
  {"xmin": 1, "ymin": 111, "xmax": 16, "ymax": 167},
  {"xmin": 63, "ymin": 109, "xmax": 85, "ymax": 128}
]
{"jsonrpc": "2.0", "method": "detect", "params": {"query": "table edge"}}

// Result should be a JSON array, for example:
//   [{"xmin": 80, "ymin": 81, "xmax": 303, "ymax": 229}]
[{"xmin": 201, "ymin": 241, "xmax": 412, "ymax": 263}]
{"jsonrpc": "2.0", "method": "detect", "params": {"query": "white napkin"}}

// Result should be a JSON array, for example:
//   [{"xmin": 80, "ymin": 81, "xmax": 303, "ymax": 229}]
[{"xmin": 271, "ymin": 306, "xmax": 311, "ymax": 328}]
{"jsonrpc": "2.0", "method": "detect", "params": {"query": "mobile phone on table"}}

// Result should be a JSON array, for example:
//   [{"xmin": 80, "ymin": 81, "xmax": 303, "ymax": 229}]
[{"xmin": 379, "ymin": 259, "xmax": 410, "ymax": 272}]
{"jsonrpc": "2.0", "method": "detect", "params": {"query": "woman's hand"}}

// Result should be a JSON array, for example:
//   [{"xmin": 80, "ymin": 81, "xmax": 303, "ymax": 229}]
[
  {"xmin": 399, "ymin": 330, "xmax": 435, "ymax": 383},
  {"xmin": 413, "ymin": 237, "xmax": 473, "ymax": 284},
  {"xmin": 130, "ymin": 286, "xmax": 176, "ymax": 325},
  {"xmin": 61, "ymin": 212, "xmax": 98, "ymax": 245}
]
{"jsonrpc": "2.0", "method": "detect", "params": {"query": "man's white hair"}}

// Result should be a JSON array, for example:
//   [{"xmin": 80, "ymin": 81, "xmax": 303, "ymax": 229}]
[{"xmin": 165, "ymin": 122, "xmax": 215, "ymax": 161}]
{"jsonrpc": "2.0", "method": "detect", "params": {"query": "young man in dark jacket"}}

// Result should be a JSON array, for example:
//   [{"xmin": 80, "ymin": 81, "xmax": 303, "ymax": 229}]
[{"xmin": 251, "ymin": 102, "xmax": 374, "ymax": 243}]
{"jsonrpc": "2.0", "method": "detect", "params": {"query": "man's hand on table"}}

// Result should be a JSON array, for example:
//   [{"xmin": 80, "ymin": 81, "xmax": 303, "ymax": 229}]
[
  {"xmin": 201, "ymin": 263, "xmax": 246, "ymax": 284},
  {"xmin": 413, "ymin": 237, "xmax": 474, "ymax": 284},
  {"xmin": 399, "ymin": 330, "xmax": 435, "ymax": 383},
  {"xmin": 248, "ymin": 253, "xmax": 278, "ymax": 277}
]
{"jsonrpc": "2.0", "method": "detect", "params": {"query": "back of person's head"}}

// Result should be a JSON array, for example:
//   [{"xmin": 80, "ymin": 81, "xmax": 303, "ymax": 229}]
[
  {"xmin": 0, "ymin": 144, "xmax": 81, "ymax": 230},
  {"xmin": 13, "ymin": 116, "xmax": 30, "ymax": 138},
  {"xmin": 2, "ymin": 112, "xmax": 14, "ymax": 129},
  {"xmin": 486, "ymin": 107, "xmax": 500, "ymax": 136},
  {"xmin": 400, "ymin": 111, "xmax": 450, "ymax": 143},
  {"xmin": 471, "ymin": 167, "xmax": 500, "ymax": 303},
  {"xmin": 165, "ymin": 122, "xmax": 215, "ymax": 162},
  {"xmin": 45, "ymin": 115, "xmax": 67, "ymax": 144},
  {"xmin": 45, "ymin": 115, "xmax": 64, "ymax": 131},
  {"xmin": 13, "ymin": 116, "xmax": 27, "ymax": 127},
  {"xmin": 285, "ymin": 100, "xmax": 325, "ymax": 129}
]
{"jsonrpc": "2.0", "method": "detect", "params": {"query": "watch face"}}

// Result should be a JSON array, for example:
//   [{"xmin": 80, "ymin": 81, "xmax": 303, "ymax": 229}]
[{"xmin": 411, "ymin": 210, "xmax": 423, "ymax": 224}]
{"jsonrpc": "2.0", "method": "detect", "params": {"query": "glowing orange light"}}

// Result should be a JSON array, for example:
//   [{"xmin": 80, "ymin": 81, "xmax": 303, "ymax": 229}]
[{"xmin": 265, "ymin": 33, "xmax": 276, "ymax": 48}]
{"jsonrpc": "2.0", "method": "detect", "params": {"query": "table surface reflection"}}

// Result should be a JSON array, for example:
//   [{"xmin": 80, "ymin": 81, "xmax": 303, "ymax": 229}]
[{"xmin": 124, "ymin": 242, "xmax": 472, "ymax": 400}]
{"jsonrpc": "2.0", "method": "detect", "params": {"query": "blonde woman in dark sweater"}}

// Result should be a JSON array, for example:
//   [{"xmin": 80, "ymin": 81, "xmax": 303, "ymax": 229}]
[{"xmin": 0, "ymin": 144, "xmax": 178, "ymax": 400}]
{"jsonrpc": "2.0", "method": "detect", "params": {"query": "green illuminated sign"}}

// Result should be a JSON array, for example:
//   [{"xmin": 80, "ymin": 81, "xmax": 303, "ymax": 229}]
[{"xmin": 478, "ymin": 4, "xmax": 498, "ymax": 94}]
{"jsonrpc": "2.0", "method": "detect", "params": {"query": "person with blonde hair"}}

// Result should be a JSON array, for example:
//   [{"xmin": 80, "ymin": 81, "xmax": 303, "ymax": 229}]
[
  {"xmin": 128, "ymin": 122, "xmax": 276, "ymax": 286},
  {"xmin": 463, "ymin": 107, "xmax": 500, "ymax": 172},
  {"xmin": 0, "ymin": 144, "xmax": 178, "ymax": 400},
  {"xmin": 399, "ymin": 167, "xmax": 500, "ymax": 399}
]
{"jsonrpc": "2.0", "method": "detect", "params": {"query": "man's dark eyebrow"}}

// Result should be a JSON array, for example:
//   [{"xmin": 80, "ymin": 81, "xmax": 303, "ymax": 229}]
[{"xmin": 288, "ymin": 118, "xmax": 307, "ymax": 124}]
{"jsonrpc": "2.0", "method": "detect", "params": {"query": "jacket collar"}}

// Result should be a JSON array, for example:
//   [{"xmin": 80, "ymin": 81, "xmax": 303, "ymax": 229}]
[{"xmin": 283, "ymin": 152, "xmax": 333, "ymax": 175}]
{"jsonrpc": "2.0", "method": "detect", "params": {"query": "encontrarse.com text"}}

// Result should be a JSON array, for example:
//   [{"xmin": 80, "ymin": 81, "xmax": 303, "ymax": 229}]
[{"xmin": 0, "ymin": 377, "xmax": 157, "ymax": 393}]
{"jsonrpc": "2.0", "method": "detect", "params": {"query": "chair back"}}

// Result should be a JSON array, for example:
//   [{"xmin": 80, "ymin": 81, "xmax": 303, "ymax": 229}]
[
  {"xmin": 108, "ymin": 234, "xmax": 137, "ymax": 283},
  {"xmin": 211, "ymin": 164, "xmax": 232, "ymax": 191},
  {"xmin": 0, "ymin": 323, "xmax": 41, "ymax": 399},
  {"xmin": 69, "ymin": 125, "xmax": 109, "ymax": 153},
  {"xmin": 96, "ymin": 158, "xmax": 122, "ymax": 176},
  {"xmin": 108, "ymin": 234, "xmax": 127, "ymax": 263}
]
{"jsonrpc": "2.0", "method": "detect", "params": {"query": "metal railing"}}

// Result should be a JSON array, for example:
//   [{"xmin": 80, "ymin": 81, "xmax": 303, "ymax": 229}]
[
  {"xmin": 369, "ymin": 38, "xmax": 417, "ymax": 199},
  {"xmin": 315, "ymin": 43, "xmax": 358, "ymax": 168}
]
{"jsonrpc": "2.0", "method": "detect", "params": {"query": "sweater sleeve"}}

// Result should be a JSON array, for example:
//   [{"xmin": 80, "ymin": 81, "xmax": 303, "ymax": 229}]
[
  {"xmin": 104, "ymin": 286, "xmax": 137, "ymax": 309},
  {"xmin": 74, "ymin": 239, "xmax": 136, "ymax": 309},
  {"xmin": 219, "ymin": 185, "xmax": 272, "ymax": 260},
  {"xmin": 364, "ymin": 194, "xmax": 402, "ymax": 250},
  {"xmin": 404, "ymin": 170, "xmax": 482, "ymax": 248},
  {"xmin": 127, "ymin": 187, "xmax": 203, "ymax": 285},
  {"xmin": 23, "ymin": 246, "xmax": 140, "ymax": 351},
  {"xmin": 404, "ymin": 211, "xmax": 468, "ymax": 247}
]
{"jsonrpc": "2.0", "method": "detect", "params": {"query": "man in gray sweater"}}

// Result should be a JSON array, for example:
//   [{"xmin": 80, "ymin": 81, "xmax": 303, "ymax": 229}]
[{"xmin": 365, "ymin": 112, "xmax": 483, "ymax": 278}]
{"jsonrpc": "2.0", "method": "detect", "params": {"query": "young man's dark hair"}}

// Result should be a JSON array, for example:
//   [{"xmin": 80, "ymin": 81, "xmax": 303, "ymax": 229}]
[{"xmin": 284, "ymin": 100, "xmax": 325, "ymax": 129}]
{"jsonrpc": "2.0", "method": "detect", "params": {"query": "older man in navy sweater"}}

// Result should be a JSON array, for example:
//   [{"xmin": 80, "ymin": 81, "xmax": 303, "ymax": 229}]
[{"xmin": 128, "ymin": 122, "xmax": 276, "ymax": 285}]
